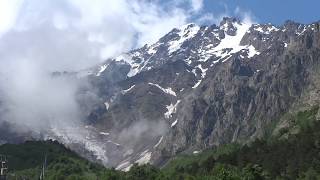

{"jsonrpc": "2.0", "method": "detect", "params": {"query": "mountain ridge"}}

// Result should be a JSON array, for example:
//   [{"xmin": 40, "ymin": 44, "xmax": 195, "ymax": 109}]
[
  {"xmin": 75, "ymin": 17, "xmax": 320, "ymax": 170},
  {"xmin": 1, "ymin": 17, "xmax": 320, "ymax": 171}
]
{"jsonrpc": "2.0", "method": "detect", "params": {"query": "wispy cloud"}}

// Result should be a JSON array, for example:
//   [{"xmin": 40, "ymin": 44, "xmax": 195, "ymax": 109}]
[{"xmin": 234, "ymin": 6, "xmax": 257, "ymax": 24}]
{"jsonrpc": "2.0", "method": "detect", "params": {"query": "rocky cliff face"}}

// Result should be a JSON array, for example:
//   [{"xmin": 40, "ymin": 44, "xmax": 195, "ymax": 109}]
[
  {"xmin": 2, "ymin": 17, "xmax": 320, "ymax": 170},
  {"xmin": 81, "ymin": 17, "xmax": 320, "ymax": 169}
]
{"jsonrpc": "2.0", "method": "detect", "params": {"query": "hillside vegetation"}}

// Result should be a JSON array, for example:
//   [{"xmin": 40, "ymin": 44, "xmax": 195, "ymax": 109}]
[{"xmin": 1, "ymin": 106, "xmax": 320, "ymax": 179}]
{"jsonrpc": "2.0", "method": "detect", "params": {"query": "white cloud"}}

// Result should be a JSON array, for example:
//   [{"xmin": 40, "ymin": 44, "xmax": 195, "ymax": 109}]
[
  {"xmin": 195, "ymin": 13, "xmax": 226, "ymax": 25},
  {"xmin": 0, "ymin": 0, "xmax": 190, "ymax": 71},
  {"xmin": 0, "ymin": 0, "xmax": 208, "ymax": 138},
  {"xmin": 0, "ymin": 0, "xmax": 253, "ymax": 135},
  {"xmin": 191, "ymin": 0, "xmax": 204, "ymax": 12},
  {"xmin": 0, "ymin": 0, "xmax": 213, "ymax": 63},
  {"xmin": 0, "ymin": 0, "xmax": 23, "ymax": 36},
  {"xmin": 129, "ymin": 1, "xmax": 187, "ymax": 46},
  {"xmin": 234, "ymin": 6, "xmax": 257, "ymax": 24}
]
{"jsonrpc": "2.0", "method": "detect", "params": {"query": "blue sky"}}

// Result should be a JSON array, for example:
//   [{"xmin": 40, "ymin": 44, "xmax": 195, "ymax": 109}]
[{"xmin": 201, "ymin": 0, "xmax": 320, "ymax": 25}]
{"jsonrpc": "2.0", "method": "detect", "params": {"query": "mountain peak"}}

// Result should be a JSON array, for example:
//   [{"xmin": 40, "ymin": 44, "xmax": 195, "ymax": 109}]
[
  {"xmin": 219, "ymin": 17, "xmax": 243, "ymax": 36},
  {"xmin": 219, "ymin": 17, "xmax": 241, "ymax": 26}
]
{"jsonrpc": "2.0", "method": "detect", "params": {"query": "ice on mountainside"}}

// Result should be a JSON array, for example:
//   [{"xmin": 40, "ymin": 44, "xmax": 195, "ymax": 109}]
[
  {"xmin": 164, "ymin": 100, "xmax": 181, "ymax": 119},
  {"xmin": 148, "ymin": 83, "xmax": 177, "ymax": 96}
]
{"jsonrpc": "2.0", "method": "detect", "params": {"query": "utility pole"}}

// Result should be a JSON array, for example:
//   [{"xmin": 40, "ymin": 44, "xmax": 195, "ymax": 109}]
[
  {"xmin": 0, "ymin": 155, "xmax": 8, "ymax": 180},
  {"xmin": 39, "ymin": 154, "xmax": 47, "ymax": 180}
]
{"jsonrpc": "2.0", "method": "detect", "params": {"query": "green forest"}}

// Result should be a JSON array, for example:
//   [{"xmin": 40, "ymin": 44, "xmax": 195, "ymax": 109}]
[{"xmin": 1, "ymin": 106, "xmax": 320, "ymax": 180}]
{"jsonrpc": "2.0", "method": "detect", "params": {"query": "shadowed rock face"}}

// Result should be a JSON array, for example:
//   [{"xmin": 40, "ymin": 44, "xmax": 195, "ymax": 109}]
[{"xmin": 1, "ymin": 17, "xmax": 320, "ymax": 169}]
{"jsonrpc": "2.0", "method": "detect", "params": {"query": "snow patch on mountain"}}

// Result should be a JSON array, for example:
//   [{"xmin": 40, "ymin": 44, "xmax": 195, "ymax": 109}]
[
  {"xmin": 154, "ymin": 136, "xmax": 163, "ymax": 148},
  {"xmin": 123, "ymin": 164, "xmax": 133, "ymax": 172},
  {"xmin": 49, "ymin": 126, "xmax": 109, "ymax": 166},
  {"xmin": 171, "ymin": 119, "xmax": 178, "ymax": 127},
  {"xmin": 104, "ymin": 102, "xmax": 110, "ymax": 110},
  {"xmin": 135, "ymin": 150, "xmax": 152, "ymax": 165},
  {"xmin": 252, "ymin": 24, "xmax": 279, "ymax": 34},
  {"xmin": 168, "ymin": 24, "xmax": 200, "ymax": 54},
  {"xmin": 197, "ymin": 21, "xmax": 260, "ymax": 62},
  {"xmin": 148, "ymin": 83, "xmax": 176, "ymax": 96},
  {"xmin": 115, "ymin": 54, "xmax": 142, "ymax": 77},
  {"xmin": 196, "ymin": 64, "xmax": 208, "ymax": 78},
  {"xmin": 116, "ymin": 161, "xmax": 132, "ymax": 171},
  {"xmin": 147, "ymin": 41, "xmax": 164, "ymax": 54},
  {"xmin": 107, "ymin": 140, "xmax": 121, "ymax": 146},
  {"xmin": 192, "ymin": 79, "xmax": 202, "ymax": 88},
  {"xmin": 96, "ymin": 64, "xmax": 109, "ymax": 76},
  {"xmin": 296, "ymin": 25, "xmax": 307, "ymax": 36},
  {"xmin": 247, "ymin": 45, "xmax": 261, "ymax": 58},
  {"xmin": 164, "ymin": 100, "xmax": 181, "ymax": 119},
  {"xmin": 191, "ymin": 68, "xmax": 197, "ymax": 77},
  {"xmin": 122, "ymin": 85, "xmax": 136, "ymax": 94},
  {"xmin": 193, "ymin": 150, "xmax": 201, "ymax": 154},
  {"xmin": 219, "ymin": 22, "xmax": 250, "ymax": 49},
  {"xmin": 99, "ymin": 132, "xmax": 110, "ymax": 136}
]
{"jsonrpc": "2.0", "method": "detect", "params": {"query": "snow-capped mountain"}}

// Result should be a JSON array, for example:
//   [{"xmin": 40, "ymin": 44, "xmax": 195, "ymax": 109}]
[
  {"xmin": 2, "ymin": 17, "xmax": 320, "ymax": 171},
  {"xmin": 71, "ymin": 17, "xmax": 320, "ymax": 170}
]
